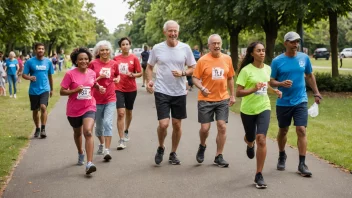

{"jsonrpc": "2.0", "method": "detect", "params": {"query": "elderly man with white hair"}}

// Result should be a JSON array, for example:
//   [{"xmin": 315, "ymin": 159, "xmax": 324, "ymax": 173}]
[
  {"xmin": 146, "ymin": 20, "xmax": 196, "ymax": 165},
  {"xmin": 192, "ymin": 34, "xmax": 235, "ymax": 167}
]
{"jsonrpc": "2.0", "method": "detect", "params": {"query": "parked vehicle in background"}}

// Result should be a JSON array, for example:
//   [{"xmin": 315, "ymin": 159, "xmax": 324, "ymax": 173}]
[
  {"xmin": 313, "ymin": 48, "xmax": 330, "ymax": 60},
  {"xmin": 340, "ymin": 48, "xmax": 352, "ymax": 58}
]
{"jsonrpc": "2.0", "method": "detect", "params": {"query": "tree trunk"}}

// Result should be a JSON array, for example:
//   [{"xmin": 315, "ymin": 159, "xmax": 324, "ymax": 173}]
[
  {"xmin": 198, "ymin": 37, "xmax": 203, "ymax": 54},
  {"xmin": 262, "ymin": 21, "xmax": 278, "ymax": 65},
  {"xmin": 229, "ymin": 28, "xmax": 241, "ymax": 72},
  {"xmin": 296, "ymin": 18, "xmax": 304, "ymax": 52},
  {"xmin": 328, "ymin": 10, "xmax": 339, "ymax": 77}
]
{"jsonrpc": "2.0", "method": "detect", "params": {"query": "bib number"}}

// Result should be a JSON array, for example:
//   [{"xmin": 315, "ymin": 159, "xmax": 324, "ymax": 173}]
[
  {"xmin": 255, "ymin": 82, "xmax": 268, "ymax": 95},
  {"xmin": 212, "ymin": 67, "xmax": 224, "ymax": 80},
  {"xmin": 77, "ymin": 86, "xmax": 92, "ymax": 100},
  {"xmin": 99, "ymin": 68, "xmax": 111, "ymax": 78},
  {"xmin": 118, "ymin": 63, "xmax": 129, "ymax": 75}
]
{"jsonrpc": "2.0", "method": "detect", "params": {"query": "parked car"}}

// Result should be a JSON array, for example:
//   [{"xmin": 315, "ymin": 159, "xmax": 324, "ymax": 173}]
[
  {"xmin": 313, "ymin": 48, "xmax": 330, "ymax": 60},
  {"xmin": 340, "ymin": 48, "xmax": 352, "ymax": 58}
]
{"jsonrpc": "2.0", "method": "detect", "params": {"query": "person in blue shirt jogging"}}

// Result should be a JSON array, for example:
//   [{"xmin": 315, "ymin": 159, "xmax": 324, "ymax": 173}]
[
  {"xmin": 22, "ymin": 43, "xmax": 54, "ymax": 139},
  {"xmin": 270, "ymin": 32, "xmax": 322, "ymax": 177},
  {"xmin": 4, "ymin": 51, "xmax": 19, "ymax": 98}
]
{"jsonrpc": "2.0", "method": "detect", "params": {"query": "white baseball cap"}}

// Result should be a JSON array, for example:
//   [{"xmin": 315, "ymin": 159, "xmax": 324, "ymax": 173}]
[{"xmin": 284, "ymin": 31, "xmax": 301, "ymax": 41}]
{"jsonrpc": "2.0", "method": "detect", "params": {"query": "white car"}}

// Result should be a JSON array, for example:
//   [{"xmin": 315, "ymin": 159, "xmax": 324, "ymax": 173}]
[{"xmin": 340, "ymin": 48, "xmax": 352, "ymax": 58}]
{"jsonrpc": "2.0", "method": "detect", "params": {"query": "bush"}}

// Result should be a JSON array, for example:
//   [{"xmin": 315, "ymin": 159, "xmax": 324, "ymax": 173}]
[{"xmin": 307, "ymin": 73, "xmax": 352, "ymax": 92}]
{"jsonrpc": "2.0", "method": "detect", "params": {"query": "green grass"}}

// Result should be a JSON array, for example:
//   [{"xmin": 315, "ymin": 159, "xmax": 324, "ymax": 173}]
[
  {"xmin": 310, "ymin": 57, "xmax": 352, "ymax": 69},
  {"xmin": 231, "ymin": 93, "xmax": 352, "ymax": 171},
  {"xmin": 0, "ymin": 72, "xmax": 64, "ymax": 188}
]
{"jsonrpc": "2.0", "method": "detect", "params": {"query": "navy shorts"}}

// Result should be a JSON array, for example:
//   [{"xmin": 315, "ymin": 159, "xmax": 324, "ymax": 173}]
[
  {"xmin": 116, "ymin": 90, "xmax": 137, "ymax": 110},
  {"xmin": 67, "ymin": 111, "xmax": 96, "ymax": 128},
  {"xmin": 154, "ymin": 92, "xmax": 187, "ymax": 120},
  {"xmin": 240, "ymin": 110, "xmax": 271, "ymax": 142},
  {"xmin": 276, "ymin": 102, "xmax": 308, "ymax": 128}
]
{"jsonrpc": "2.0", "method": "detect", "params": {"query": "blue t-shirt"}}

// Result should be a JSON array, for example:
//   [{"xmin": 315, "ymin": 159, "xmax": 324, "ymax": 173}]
[
  {"xmin": 271, "ymin": 52, "xmax": 312, "ymax": 106},
  {"xmin": 23, "ymin": 57, "xmax": 54, "ymax": 95},
  {"xmin": 5, "ymin": 59, "xmax": 18, "ymax": 75},
  {"xmin": 193, "ymin": 50, "xmax": 200, "ymax": 60}
]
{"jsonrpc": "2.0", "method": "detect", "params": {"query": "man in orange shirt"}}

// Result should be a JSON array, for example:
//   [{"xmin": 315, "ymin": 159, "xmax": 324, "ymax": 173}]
[{"xmin": 192, "ymin": 34, "xmax": 236, "ymax": 167}]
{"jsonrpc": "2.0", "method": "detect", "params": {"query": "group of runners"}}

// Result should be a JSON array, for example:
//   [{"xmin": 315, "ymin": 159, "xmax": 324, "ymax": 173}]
[{"xmin": 20, "ymin": 20, "xmax": 321, "ymax": 189}]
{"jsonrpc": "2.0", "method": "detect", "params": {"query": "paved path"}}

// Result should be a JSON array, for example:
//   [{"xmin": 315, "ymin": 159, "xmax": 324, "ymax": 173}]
[{"xmin": 3, "ymin": 85, "xmax": 352, "ymax": 198}]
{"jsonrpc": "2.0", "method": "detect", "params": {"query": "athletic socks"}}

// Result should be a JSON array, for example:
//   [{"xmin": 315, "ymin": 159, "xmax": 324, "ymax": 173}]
[
  {"xmin": 299, "ymin": 155, "xmax": 306, "ymax": 164},
  {"xmin": 279, "ymin": 151, "xmax": 286, "ymax": 157},
  {"xmin": 41, "ymin": 125, "xmax": 45, "ymax": 130}
]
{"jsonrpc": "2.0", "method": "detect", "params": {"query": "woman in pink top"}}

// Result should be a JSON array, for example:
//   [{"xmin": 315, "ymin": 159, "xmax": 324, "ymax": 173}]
[
  {"xmin": 113, "ymin": 37, "xmax": 142, "ymax": 149},
  {"xmin": 90, "ymin": 40, "xmax": 119, "ymax": 159},
  {"xmin": 60, "ymin": 48, "xmax": 105, "ymax": 175}
]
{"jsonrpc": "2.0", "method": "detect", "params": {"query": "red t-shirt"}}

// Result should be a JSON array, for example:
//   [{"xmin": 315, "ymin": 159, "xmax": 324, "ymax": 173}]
[
  {"xmin": 113, "ymin": 54, "xmax": 142, "ymax": 92},
  {"xmin": 88, "ymin": 59, "xmax": 119, "ymax": 104}
]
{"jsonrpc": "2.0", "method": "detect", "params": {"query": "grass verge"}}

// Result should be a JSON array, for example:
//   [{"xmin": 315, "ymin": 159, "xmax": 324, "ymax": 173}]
[
  {"xmin": 0, "ymin": 72, "xmax": 64, "ymax": 188},
  {"xmin": 230, "ymin": 92, "xmax": 352, "ymax": 171}
]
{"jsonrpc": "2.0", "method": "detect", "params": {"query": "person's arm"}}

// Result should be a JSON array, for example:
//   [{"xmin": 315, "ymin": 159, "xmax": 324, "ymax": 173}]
[
  {"xmin": 227, "ymin": 77, "xmax": 236, "ymax": 106},
  {"xmin": 16, "ymin": 64, "xmax": 19, "ymax": 75},
  {"xmin": 270, "ymin": 78, "xmax": 292, "ymax": 88},
  {"xmin": 192, "ymin": 76, "xmax": 211, "ymax": 97},
  {"xmin": 236, "ymin": 84, "xmax": 259, "ymax": 97},
  {"xmin": 60, "ymin": 86, "xmax": 82, "ymax": 96},
  {"xmin": 267, "ymin": 83, "xmax": 282, "ymax": 98},
  {"xmin": 48, "ymin": 74, "xmax": 53, "ymax": 97},
  {"xmin": 305, "ymin": 73, "xmax": 322, "ymax": 104},
  {"xmin": 146, "ymin": 64, "xmax": 154, "ymax": 93}
]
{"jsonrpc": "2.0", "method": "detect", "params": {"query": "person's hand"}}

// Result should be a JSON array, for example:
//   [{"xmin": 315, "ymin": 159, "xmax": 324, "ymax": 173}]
[
  {"xmin": 201, "ymin": 87, "xmax": 211, "ymax": 97},
  {"xmin": 99, "ymin": 86, "xmax": 106, "ymax": 94},
  {"xmin": 255, "ymin": 82, "xmax": 266, "ymax": 91},
  {"xmin": 50, "ymin": 90, "xmax": 53, "ymax": 98},
  {"xmin": 127, "ymin": 72, "xmax": 134, "ymax": 78},
  {"xmin": 280, "ymin": 80, "xmax": 293, "ymax": 88},
  {"xmin": 314, "ymin": 93, "xmax": 323, "ymax": 104},
  {"xmin": 228, "ymin": 96, "xmax": 236, "ymax": 106},
  {"xmin": 146, "ymin": 80, "xmax": 154, "ymax": 94},
  {"xmin": 274, "ymin": 89, "xmax": 282, "ymax": 98},
  {"xmin": 30, "ymin": 76, "xmax": 36, "ymax": 82},
  {"xmin": 75, "ymin": 85, "xmax": 84, "ymax": 93},
  {"xmin": 171, "ymin": 70, "xmax": 182, "ymax": 77},
  {"xmin": 99, "ymin": 73, "xmax": 107, "ymax": 78},
  {"xmin": 113, "ymin": 75, "xmax": 120, "ymax": 83}
]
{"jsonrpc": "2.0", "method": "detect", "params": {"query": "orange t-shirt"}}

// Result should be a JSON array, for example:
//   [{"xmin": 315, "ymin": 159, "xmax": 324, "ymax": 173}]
[{"xmin": 193, "ymin": 53, "xmax": 235, "ymax": 101}]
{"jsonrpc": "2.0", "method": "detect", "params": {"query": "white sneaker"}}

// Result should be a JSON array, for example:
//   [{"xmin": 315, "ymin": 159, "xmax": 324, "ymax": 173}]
[
  {"xmin": 97, "ymin": 144, "xmax": 104, "ymax": 155},
  {"xmin": 85, "ymin": 162, "xmax": 96, "ymax": 175},
  {"xmin": 77, "ymin": 152, "xmax": 85, "ymax": 166},
  {"xmin": 13, "ymin": 94, "xmax": 16, "ymax": 98},
  {"xmin": 117, "ymin": 139, "xmax": 126, "ymax": 150},
  {"xmin": 9, "ymin": 95, "xmax": 13, "ymax": 98},
  {"xmin": 103, "ymin": 149, "xmax": 112, "ymax": 161},
  {"xmin": 124, "ymin": 131, "xmax": 130, "ymax": 142}
]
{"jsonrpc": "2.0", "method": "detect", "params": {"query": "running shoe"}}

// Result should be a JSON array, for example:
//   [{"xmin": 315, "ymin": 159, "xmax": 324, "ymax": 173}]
[
  {"xmin": 169, "ymin": 152, "xmax": 181, "ymax": 165},
  {"xmin": 124, "ymin": 130, "xmax": 130, "ymax": 142},
  {"xmin": 254, "ymin": 172, "xmax": 267, "ymax": 189},
  {"xmin": 246, "ymin": 144, "xmax": 255, "ymax": 159},
  {"xmin": 298, "ymin": 163, "xmax": 312, "ymax": 177},
  {"xmin": 77, "ymin": 152, "xmax": 85, "ymax": 166},
  {"xmin": 13, "ymin": 94, "xmax": 16, "ymax": 98},
  {"xmin": 214, "ymin": 154, "xmax": 229, "ymax": 167},
  {"xmin": 34, "ymin": 128, "xmax": 40, "ymax": 138},
  {"xmin": 85, "ymin": 162, "xmax": 96, "ymax": 175},
  {"xmin": 103, "ymin": 149, "xmax": 112, "ymax": 161},
  {"xmin": 97, "ymin": 144, "xmax": 104, "ymax": 155},
  {"xmin": 117, "ymin": 139, "xmax": 126, "ymax": 150},
  {"xmin": 277, "ymin": 154, "xmax": 287, "ymax": 170},
  {"xmin": 9, "ymin": 95, "xmax": 13, "ymax": 98},
  {"xmin": 155, "ymin": 146, "xmax": 165, "ymax": 165},
  {"xmin": 40, "ymin": 128, "xmax": 47, "ymax": 138},
  {"xmin": 196, "ymin": 144, "xmax": 206, "ymax": 163}
]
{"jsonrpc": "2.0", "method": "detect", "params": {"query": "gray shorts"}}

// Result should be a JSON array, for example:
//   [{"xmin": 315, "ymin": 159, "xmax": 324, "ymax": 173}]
[{"xmin": 198, "ymin": 99, "xmax": 229, "ymax": 123}]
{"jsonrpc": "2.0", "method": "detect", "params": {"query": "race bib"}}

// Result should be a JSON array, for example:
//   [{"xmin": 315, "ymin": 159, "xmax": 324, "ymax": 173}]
[
  {"xmin": 99, "ymin": 68, "xmax": 111, "ymax": 78},
  {"xmin": 212, "ymin": 67, "xmax": 225, "ymax": 80},
  {"xmin": 77, "ymin": 86, "xmax": 92, "ymax": 100},
  {"xmin": 255, "ymin": 82, "xmax": 268, "ymax": 95},
  {"xmin": 118, "ymin": 63, "xmax": 129, "ymax": 75}
]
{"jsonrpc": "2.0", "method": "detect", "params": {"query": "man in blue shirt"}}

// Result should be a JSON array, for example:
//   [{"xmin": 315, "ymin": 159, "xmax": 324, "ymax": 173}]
[
  {"xmin": 270, "ymin": 32, "xmax": 322, "ymax": 177},
  {"xmin": 22, "ymin": 43, "xmax": 54, "ymax": 138},
  {"xmin": 141, "ymin": 45, "xmax": 150, "ymax": 87}
]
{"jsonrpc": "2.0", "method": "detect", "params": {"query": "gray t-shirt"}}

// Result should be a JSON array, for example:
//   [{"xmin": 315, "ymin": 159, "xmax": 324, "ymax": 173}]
[{"xmin": 148, "ymin": 41, "xmax": 196, "ymax": 96}]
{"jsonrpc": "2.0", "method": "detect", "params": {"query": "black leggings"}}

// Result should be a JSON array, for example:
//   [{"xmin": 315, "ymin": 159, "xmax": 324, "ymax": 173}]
[{"xmin": 240, "ymin": 110, "xmax": 271, "ymax": 142}]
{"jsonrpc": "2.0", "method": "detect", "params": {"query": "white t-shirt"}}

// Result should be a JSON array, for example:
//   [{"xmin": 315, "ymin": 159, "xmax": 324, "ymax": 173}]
[{"xmin": 148, "ymin": 41, "xmax": 196, "ymax": 96}]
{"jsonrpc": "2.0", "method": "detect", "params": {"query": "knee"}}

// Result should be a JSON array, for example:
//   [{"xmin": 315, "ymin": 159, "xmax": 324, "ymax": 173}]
[
  {"xmin": 200, "ymin": 125, "xmax": 210, "ymax": 133},
  {"xmin": 278, "ymin": 128, "xmax": 289, "ymax": 137},
  {"xmin": 296, "ymin": 127, "xmax": 306, "ymax": 138},
  {"xmin": 74, "ymin": 131, "xmax": 82, "ymax": 138},
  {"xmin": 256, "ymin": 135, "xmax": 266, "ymax": 148},
  {"xmin": 40, "ymin": 104, "xmax": 47, "ymax": 112},
  {"xmin": 172, "ymin": 121, "xmax": 181, "ymax": 131},
  {"xmin": 159, "ymin": 122, "xmax": 169, "ymax": 130},
  {"xmin": 83, "ymin": 130, "xmax": 93, "ymax": 137},
  {"xmin": 217, "ymin": 122, "xmax": 227, "ymax": 133},
  {"xmin": 118, "ymin": 111, "xmax": 125, "ymax": 119}
]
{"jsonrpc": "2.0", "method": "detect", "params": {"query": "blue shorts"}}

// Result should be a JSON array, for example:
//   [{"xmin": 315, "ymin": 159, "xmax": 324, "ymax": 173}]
[{"xmin": 276, "ymin": 102, "xmax": 308, "ymax": 128}]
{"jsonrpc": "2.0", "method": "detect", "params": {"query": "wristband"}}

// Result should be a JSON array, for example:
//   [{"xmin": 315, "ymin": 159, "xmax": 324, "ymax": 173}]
[
  {"xmin": 182, "ymin": 71, "xmax": 186, "ymax": 76},
  {"xmin": 313, "ymin": 94, "xmax": 322, "ymax": 99},
  {"xmin": 201, "ymin": 87, "xmax": 206, "ymax": 92}
]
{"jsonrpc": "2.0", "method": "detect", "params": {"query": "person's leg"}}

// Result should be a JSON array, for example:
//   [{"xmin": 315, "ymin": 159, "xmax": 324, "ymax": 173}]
[
  {"xmin": 199, "ymin": 123, "xmax": 211, "ymax": 146},
  {"xmin": 12, "ymin": 75, "xmax": 17, "ymax": 94},
  {"xmin": 216, "ymin": 120, "xmax": 227, "ymax": 156},
  {"xmin": 142, "ymin": 68, "xmax": 146, "ymax": 86},
  {"xmin": 171, "ymin": 118, "xmax": 182, "ymax": 153},
  {"xmin": 296, "ymin": 126, "xmax": 307, "ymax": 156},
  {"xmin": 256, "ymin": 134, "xmax": 267, "ymax": 173},
  {"xmin": 40, "ymin": 104, "xmax": 48, "ymax": 125},
  {"xmin": 117, "ymin": 108, "xmax": 125, "ymax": 139},
  {"xmin": 33, "ymin": 110, "xmax": 40, "ymax": 128},
  {"xmin": 124, "ymin": 91, "xmax": 137, "ymax": 132},
  {"xmin": 30, "ymin": 94, "xmax": 40, "ymax": 136},
  {"xmin": 82, "ymin": 116, "xmax": 96, "ymax": 173},
  {"xmin": 8, "ymin": 75, "xmax": 13, "ymax": 96},
  {"xmin": 125, "ymin": 109, "xmax": 132, "ymax": 130},
  {"xmin": 103, "ymin": 102, "xmax": 116, "ymax": 150},
  {"xmin": 73, "ymin": 127, "xmax": 84, "ymax": 154},
  {"xmin": 95, "ymin": 104, "xmax": 105, "ymax": 145},
  {"xmin": 157, "ymin": 118, "xmax": 169, "ymax": 148}
]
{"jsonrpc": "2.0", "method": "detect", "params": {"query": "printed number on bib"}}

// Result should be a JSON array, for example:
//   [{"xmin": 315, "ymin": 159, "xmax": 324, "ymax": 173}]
[
  {"xmin": 100, "ymin": 68, "xmax": 111, "ymax": 78},
  {"xmin": 255, "ymin": 82, "xmax": 268, "ymax": 95},
  {"xmin": 77, "ymin": 86, "xmax": 92, "ymax": 100},
  {"xmin": 118, "ymin": 63, "xmax": 129, "ymax": 75},
  {"xmin": 212, "ymin": 67, "xmax": 225, "ymax": 80}
]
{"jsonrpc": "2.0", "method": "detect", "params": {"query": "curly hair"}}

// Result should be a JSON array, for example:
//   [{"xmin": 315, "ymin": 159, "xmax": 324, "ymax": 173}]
[
  {"xmin": 118, "ymin": 37, "xmax": 132, "ymax": 47},
  {"xmin": 70, "ymin": 47, "xmax": 92, "ymax": 65},
  {"xmin": 238, "ymin": 41, "xmax": 265, "ymax": 75}
]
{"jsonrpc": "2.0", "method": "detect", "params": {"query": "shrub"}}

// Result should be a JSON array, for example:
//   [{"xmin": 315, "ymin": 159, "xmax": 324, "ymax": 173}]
[{"xmin": 307, "ymin": 73, "xmax": 352, "ymax": 92}]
